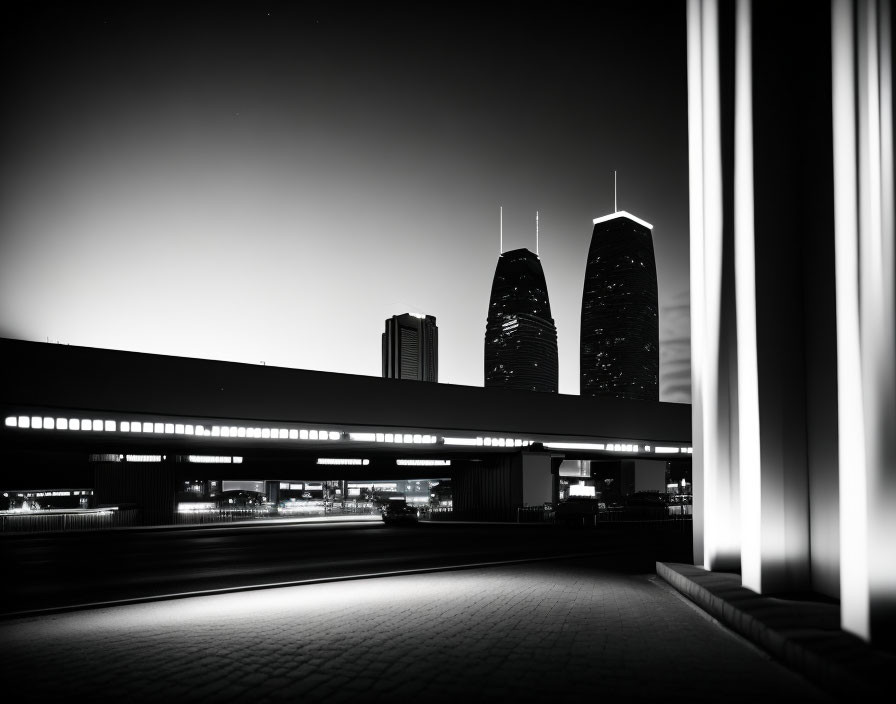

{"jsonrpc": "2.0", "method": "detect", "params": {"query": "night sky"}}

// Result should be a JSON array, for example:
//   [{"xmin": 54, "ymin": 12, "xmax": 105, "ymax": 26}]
[{"xmin": 0, "ymin": 1, "xmax": 691, "ymax": 401}]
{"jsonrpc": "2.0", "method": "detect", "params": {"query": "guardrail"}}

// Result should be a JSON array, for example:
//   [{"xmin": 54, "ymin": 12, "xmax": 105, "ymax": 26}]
[
  {"xmin": 426, "ymin": 507, "xmax": 454, "ymax": 521},
  {"xmin": 0, "ymin": 508, "xmax": 140, "ymax": 533},
  {"xmin": 174, "ymin": 508, "xmax": 277, "ymax": 525},
  {"xmin": 516, "ymin": 506, "xmax": 556, "ymax": 523},
  {"xmin": 550, "ymin": 503, "xmax": 693, "ymax": 528}
]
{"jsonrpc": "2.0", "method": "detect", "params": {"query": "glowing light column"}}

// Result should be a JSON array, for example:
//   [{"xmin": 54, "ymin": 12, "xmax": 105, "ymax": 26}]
[
  {"xmin": 833, "ymin": 0, "xmax": 896, "ymax": 646},
  {"xmin": 687, "ymin": 0, "xmax": 741, "ymax": 571},
  {"xmin": 733, "ymin": 0, "xmax": 762, "ymax": 592}
]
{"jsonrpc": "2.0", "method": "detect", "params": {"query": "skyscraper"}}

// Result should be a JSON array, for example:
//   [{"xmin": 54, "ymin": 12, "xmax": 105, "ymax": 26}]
[
  {"xmin": 484, "ymin": 248, "xmax": 558, "ymax": 393},
  {"xmin": 580, "ymin": 211, "xmax": 658, "ymax": 400},
  {"xmin": 382, "ymin": 313, "xmax": 438, "ymax": 382}
]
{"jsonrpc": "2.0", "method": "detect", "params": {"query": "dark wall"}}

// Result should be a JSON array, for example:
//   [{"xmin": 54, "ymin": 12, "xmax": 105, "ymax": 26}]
[
  {"xmin": 94, "ymin": 458, "xmax": 176, "ymax": 526},
  {"xmin": 752, "ymin": 1, "xmax": 837, "ymax": 596},
  {"xmin": 453, "ymin": 457, "xmax": 522, "ymax": 522},
  {"xmin": 785, "ymin": 3, "xmax": 839, "ymax": 600},
  {"xmin": 2, "ymin": 449, "xmax": 93, "ymax": 490}
]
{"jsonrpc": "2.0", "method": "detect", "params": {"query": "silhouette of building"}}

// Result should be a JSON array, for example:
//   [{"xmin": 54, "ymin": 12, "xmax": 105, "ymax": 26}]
[
  {"xmin": 382, "ymin": 313, "xmax": 438, "ymax": 382},
  {"xmin": 484, "ymin": 248, "xmax": 558, "ymax": 393},
  {"xmin": 580, "ymin": 211, "xmax": 659, "ymax": 400}
]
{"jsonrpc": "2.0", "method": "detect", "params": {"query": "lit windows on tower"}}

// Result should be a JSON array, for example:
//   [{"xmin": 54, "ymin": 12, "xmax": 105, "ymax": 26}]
[
  {"xmin": 484, "ymin": 248, "xmax": 558, "ymax": 393},
  {"xmin": 580, "ymin": 211, "xmax": 659, "ymax": 401}
]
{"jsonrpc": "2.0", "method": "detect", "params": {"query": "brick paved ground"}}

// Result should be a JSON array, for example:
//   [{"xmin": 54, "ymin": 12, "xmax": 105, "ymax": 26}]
[{"xmin": 0, "ymin": 559, "xmax": 837, "ymax": 702}]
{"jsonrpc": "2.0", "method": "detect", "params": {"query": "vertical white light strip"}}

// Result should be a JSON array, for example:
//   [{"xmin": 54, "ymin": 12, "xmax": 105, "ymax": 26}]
[
  {"xmin": 861, "ymin": 0, "xmax": 896, "ymax": 637},
  {"xmin": 734, "ymin": 0, "xmax": 762, "ymax": 592},
  {"xmin": 687, "ymin": 0, "xmax": 708, "ymax": 567},
  {"xmin": 701, "ymin": 0, "xmax": 736, "ymax": 570},
  {"xmin": 874, "ymin": 0, "xmax": 896, "ymax": 628},
  {"xmin": 881, "ymin": 2, "xmax": 894, "ymax": 337},
  {"xmin": 832, "ymin": 0, "xmax": 869, "ymax": 641},
  {"xmin": 701, "ymin": 0, "xmax": 722, "ymax": 570}
]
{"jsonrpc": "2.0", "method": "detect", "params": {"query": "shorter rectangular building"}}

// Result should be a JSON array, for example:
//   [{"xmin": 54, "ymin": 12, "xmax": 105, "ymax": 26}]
[{"xmin": 382, "ymin": 314, "xmax": 438, "ymax": 382}]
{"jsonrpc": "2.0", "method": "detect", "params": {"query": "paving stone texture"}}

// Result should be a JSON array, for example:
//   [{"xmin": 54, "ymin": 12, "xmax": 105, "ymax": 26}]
[{"xmin": 0, "ymin": 559, "xmax": 845, "ymax": 702}]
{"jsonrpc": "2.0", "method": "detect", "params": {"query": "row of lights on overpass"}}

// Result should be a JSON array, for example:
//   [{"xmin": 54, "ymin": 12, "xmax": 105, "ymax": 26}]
[
  {"xmin": 5, "ymin": 415, "xmax": 691, "ymax": 455},
  {"xmin": 86, "ymin": 454, "xmax": 452, "ymax": 467}
]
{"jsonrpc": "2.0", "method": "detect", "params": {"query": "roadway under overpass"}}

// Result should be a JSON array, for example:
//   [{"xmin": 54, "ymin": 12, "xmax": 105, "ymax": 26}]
[{"xmin": 1, "ymin": 337, "xmax": 691, "ymax": 523}]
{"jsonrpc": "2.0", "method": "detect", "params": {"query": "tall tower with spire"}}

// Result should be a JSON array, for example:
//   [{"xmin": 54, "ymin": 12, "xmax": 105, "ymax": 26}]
[
  {"xmin": 580, "ymin": 207, "xmax": 659, "ymax": 400},
  {"xmin": 484, "ymin": 210, "xmax": 558, "ymax": 393}
]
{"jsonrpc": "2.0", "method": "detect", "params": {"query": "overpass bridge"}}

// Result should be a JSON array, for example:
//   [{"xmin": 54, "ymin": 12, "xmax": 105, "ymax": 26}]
[{"xmin": 1, "ymin": 337, "xmax": 691, "ymax": 523}]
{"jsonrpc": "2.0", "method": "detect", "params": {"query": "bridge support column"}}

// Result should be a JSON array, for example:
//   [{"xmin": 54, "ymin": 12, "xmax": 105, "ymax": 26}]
[
  {"xmin": 94, "ymin": 454, "xmax": 176, "ymax": 526},
  {"xmin": 633, "ymin": 460, "xmax": 667, "ymax": 494},
  {"xmin": 521, "ymin": 450, "xmax": 553, "ymax": 508}
]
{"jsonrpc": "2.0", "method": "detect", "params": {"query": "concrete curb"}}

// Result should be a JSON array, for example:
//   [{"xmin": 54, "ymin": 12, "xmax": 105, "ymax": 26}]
[{"xmin": 656, "ymin": 562, "xmax": 892, "ymax": 701}]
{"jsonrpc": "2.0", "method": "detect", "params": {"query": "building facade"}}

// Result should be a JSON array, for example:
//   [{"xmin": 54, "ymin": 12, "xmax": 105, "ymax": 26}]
[
  {"xmin": 580, "ymin": 211, "xmax": 659, "ymax": 401},
  {"xmin": 382, "ymin": 313, "xmax": 438, "ymax": 382},
  {"xmin": 484, "ymin": 248, "xmax": 558, "ymax": 393}
]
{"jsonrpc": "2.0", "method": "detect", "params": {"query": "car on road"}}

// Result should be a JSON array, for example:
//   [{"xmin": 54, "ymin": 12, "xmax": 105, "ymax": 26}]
[
  {"xmin": 382, "ymin": 498, "xmax": 419, "ymax": 526},
  {"xmin": 554, "ymin": 497, "xmax": 605, "ymax": 526},
  {"xmin": 622, "ymin": 491, "xmax": 670, "ymax": 519}
]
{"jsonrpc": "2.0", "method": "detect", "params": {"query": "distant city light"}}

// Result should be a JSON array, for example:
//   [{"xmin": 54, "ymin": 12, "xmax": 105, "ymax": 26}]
[
  {"xmin": 543, "ymin": 442, "xmax": 606, "ymax": 451},
  {"xmin": 607, "ymin": 444, "xmax": 637, "ymax": 452},
  {"xmin": 178, "ymin": 502, "xmax": 215, "ymax": 512},
  {"xmin": 187, "ymin": 456, "xmax": 242, "ymax": 464},
  {"xmin": 479, "ymin": 436, "xmax": 531, "ymax": 447},
  {"xmin": 3, "ymin": 410, "xmax": 653, "ymax": 460},
  {"xmin": 569, "ymin": 484, "xmax": 596, "ymax": 497},
  {"xmin": 443, "ymin": 437, "xmax": 479, "ymax": 446}
]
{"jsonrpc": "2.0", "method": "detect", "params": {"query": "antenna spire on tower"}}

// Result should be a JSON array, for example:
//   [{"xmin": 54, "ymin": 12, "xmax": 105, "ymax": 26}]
[
  {"xmin": 536, "ymin": 211, "xmax": 539, "ymax": 256},
  {"xmin": 500, "ymin": 206, "xmax": 503, "ymax": 254},
  {"xmin": 614, "ymin": 170, "xmax": 618, "ymax": 212}
]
